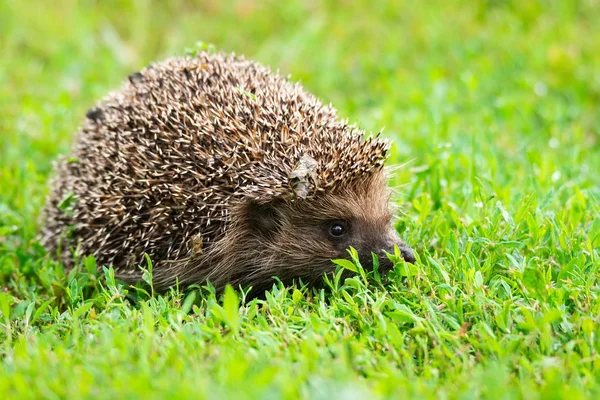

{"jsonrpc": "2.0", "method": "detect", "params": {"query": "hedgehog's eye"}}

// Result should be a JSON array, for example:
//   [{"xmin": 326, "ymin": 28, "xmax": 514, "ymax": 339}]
[{"xmin": 327, "ymin": 220, "xmax": 348, "ymax": 239}]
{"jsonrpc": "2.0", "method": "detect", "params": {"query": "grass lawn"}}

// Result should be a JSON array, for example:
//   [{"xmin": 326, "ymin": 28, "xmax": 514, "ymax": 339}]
[{"xmin": 1, "ymin": 0, "xmax": 600, "ymax": 398}]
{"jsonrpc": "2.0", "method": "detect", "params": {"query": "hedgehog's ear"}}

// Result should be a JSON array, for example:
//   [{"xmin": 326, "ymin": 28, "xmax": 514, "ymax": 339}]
[{"xmin": 247, "ymin": 201, "xmax": 282, "ymax": 239}]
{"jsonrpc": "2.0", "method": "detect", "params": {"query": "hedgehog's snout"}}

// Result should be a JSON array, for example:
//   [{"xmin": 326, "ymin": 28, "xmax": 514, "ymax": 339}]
[
  {"xmin": 357, "ymin": 227, "xmax": 415, "ymax": 273},
  {"xmin": 360, "ymin": 244, "xmax": 415, "ymax": 272},
  {"xmin": 382, "ymin": 230, "xmax": 415, "ymax": 265},
  {"xmin": 399, "ymin": 245, "xmax": 416, "ymax": 264},
  {"xmin": 389, "ymin": 227, "xmax": 415, "ymax": 264}
]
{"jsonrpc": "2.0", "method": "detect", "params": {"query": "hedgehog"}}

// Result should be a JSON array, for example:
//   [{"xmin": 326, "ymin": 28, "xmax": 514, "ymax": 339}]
[{"xmin": 40, "ymin": 51, "xmax": 415, "ymax": 293}]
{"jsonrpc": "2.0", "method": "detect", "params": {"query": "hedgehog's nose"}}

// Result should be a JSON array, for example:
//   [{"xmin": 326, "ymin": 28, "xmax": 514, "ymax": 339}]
[
  {"xmin": 357, "ymin": 244, "xmax": 415, "ymax": 273},
  {"xmin": 377, "ymin": 244, "xmax": 415, "ymax": 269},
  {"xmin": 400, "ymin": 245, "xmax": 416, "ymax": 264}
]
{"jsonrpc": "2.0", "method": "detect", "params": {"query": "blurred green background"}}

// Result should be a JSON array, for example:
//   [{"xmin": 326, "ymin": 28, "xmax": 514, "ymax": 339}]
[{"xmin": 1, "ymin": 0, "xmax": 600, "ymax": 398}]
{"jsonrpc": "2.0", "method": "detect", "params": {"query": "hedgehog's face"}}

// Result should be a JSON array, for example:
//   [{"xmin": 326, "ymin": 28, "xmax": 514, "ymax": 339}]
[
  {"xmin": 245, "ymin": 171, "xmax": 414, "ymax": 282},
  {"xmin": 319, "ymin": 217, "xmax": 416, "ymax": 271}
]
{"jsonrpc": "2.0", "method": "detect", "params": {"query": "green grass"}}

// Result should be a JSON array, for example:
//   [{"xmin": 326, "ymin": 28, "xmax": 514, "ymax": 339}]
[{"xmin": 1, "ymin": 0, "xmax": 600, "ymax": 398}]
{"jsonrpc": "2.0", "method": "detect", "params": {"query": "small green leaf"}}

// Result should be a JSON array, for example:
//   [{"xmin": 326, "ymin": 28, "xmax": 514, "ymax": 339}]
[
  {"xmin": 57, "ymin": 192, "xmax": 77, "ymax": 216},
  {"xmin": 332, "ymin": 258, "xmax": 358, "ymax": 273},
  {"xmin": 72, "ymin": 302, "xmax": 94, "ymax": 319},
  {"xmin": 141, "ymin": 301, "xmax": 155, "ymax": 334},
  {"xmin": 84, "ymin": 255, "xmax": 97, "ymax": 275},
  {"xmin": 223, "ymin": 285, "xmax": 240, "ymax": 334},
  {"xmin": 292, "ymin": 289, "xmax": 303, "ymax": 305},
  {"xmin": 181, "ymin": 291, "xmax": 196, "ymax": 314},
  {"xmin": 184, "ymin": 47, "xmax": 197, "ymax": 56},
  {"xmin": 237, "ymin": 87, "xmax": 257, "ymax": 100},
  {"xmin": 31, "ymin": 299, "xmax": 54, "ymax": 325},
  {"xmin": 0, "ymin": 293, "xmax": 13, "ymax": 321}
]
